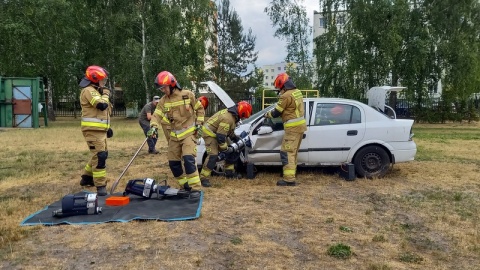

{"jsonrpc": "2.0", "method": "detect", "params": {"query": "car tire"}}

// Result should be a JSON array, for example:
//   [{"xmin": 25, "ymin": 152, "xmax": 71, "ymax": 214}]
[{"xmin": 353, "ymin": 146, "xmax": 390, "ymax": 178}]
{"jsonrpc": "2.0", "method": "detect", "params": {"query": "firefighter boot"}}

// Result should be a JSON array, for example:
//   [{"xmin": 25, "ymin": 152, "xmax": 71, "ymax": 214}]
[
  {"xmin": 80, "ymin": 175, "xmax": 94, "ymax": 187},
  {"xmin": 276, "ymin": 179, "xmax": 297, "ymax": 186},
  {"xmin": 200, "ymin": 178, "xmax": 211, "ymax": 187},
  {"xmin": 225, "ymin": 170, "xmax": 241, "ymax": 179},
  {"xmin": 96, "ymin": 186, "xmax": 107, "ymax": 196}
]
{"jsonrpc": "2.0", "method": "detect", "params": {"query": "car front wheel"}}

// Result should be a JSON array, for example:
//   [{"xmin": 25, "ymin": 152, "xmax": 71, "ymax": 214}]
[{"xmin": 353, "ymin": 146, "xmax": 391, "ymax": 178}]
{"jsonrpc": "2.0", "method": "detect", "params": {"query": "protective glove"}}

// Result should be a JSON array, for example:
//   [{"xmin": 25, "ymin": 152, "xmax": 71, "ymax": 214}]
[
  {"xmin": 96, "ymin": 102, "xmax": 108, "ymax": 111},
  {"xmin": 194, "ymin": 125, "xmax": 203, "ymax": 138},
  {"xmin": 147, "ymin": 127, "xmax": 158, "ymax": 138},
  {"xmin": 107, "ymin": 128, "xmax": 113, "ymax": 138},
  {"xmin": 264, "ymin": 111, "xmax": 271, "ymax": 119},
  {"xmin": 230, "ymin": 135, "xmax": 239, "ymax": 143}
]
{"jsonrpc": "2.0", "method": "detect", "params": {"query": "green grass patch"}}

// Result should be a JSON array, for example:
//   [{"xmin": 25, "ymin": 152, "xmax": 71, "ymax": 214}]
[{"xmin": 327, "ymin": 243, "xmax": 352, "ymax": 259}]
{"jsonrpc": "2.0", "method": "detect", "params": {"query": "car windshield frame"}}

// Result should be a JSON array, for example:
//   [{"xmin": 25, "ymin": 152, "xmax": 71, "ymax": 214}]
[{"xmin": 242, "ymin": 104, "xmax": 276, "ymax": 124}]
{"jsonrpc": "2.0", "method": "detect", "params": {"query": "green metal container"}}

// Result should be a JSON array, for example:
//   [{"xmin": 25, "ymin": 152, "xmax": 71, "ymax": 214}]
[{"xmin": 0, "ymin": 77, "xmax": 47, "ymax": 128}]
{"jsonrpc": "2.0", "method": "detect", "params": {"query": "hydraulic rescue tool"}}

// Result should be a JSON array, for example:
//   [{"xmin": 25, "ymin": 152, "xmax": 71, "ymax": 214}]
[
  {"xmin": 218, "ymin": 131, "xmax": 251, "ymax": 161},
  {"xmin": 110, "ymin": 137, "xmax": 148, "ymax": 195},
  {"xmin": 52, "ymin": 193, "xmax": 102, "ymax": 217},
  {"xmin": 123, "ymin": 178, "xmax": 199, "ymax": 199}
]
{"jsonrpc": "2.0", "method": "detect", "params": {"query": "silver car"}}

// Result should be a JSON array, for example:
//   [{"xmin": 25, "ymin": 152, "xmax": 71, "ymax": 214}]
[{"xmin": 196, "ymin": 81, "xmax": 417, "ymax": 178}]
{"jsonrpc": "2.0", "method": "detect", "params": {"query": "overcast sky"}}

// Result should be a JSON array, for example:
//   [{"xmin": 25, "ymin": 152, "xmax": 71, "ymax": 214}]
[{"xmin": 229, "ymin": 0, "xmax": 320, "ymax": 68}]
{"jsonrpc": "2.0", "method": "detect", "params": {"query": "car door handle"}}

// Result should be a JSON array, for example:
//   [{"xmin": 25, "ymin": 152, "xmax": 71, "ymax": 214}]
[{"xmin": 347, "ymin": 130, "xmax": 358, "ymax": 136}]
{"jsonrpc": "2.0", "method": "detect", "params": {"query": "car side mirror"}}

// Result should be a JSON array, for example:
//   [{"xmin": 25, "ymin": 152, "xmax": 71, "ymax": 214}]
[{"xmin": 257, "ymin": 126, "xmax": 273, "ymax": 135}]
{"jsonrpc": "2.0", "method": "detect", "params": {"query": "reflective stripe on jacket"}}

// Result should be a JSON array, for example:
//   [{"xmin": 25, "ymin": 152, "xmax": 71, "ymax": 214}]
[
  {"xmin": 277, "ymin": 89, "xmax": 306, "ymax": 133},
  {"xmin": 151, "ymin": 89, "xmax": 205, "ymax": 141},
  {"xmin": 80, "ymin": 86, "xmax": 111, "ymax": 132}
]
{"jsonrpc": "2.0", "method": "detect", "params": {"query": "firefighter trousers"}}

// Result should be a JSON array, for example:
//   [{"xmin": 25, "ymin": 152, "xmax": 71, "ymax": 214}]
[
  {"xmin": 82, "ymin": 130, "xmax": 108, "ymax": 187},
  {"xmin": 280, "ymin": 131, "xmax": 303, "ymax": 181},
  {"xmin": 168, "ymin": 134, "xmax": 200, "ymax": 188}
]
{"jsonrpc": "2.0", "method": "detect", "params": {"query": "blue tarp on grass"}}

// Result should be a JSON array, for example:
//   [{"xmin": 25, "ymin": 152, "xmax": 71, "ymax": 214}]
[{"xmin": 20, "ymin": 191, "xmax": 203, "ymax": 226}]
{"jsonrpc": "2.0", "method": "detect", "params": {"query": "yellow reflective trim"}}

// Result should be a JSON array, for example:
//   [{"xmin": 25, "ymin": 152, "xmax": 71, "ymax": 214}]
[
  {"xmin": 187, "ymin": 175, "xmax": 200, "ymax": 185},
  {"xmin": 200, "ymin": 168, "xmax": 212, "ymax": 178},
  {"xmin": 165, "ymin": 99, "xmax": 191, "ymax": 108},
  {"xmin": 194, "ymin": 100, "xmax": 202, "ymax": 110},
  {"xmin": 202, "ymin": 126, "xmax": 216, "ymax": 137},
  {"xmin": 295, "ymin": 100, "xmax": 300, "ymax": 117},
  {"xmin": 284, "ymin": 118, "xmax": 306, "ymax": 128},
  {"xmin": 81, "ymin": 121, "xmax": 110, "ymax": 129},
  {"xmin": 292, "ymin": 90, "xmax": 303, "ymax": 99},
  {"xmin": 177, "ymin": 177, "xmax": 188, "ymax": 185},
  {"xmin": 154, "ymin": 109, "xmax": 164, "ymax": 116},
  {"xmin": 196, "ymin": 116, "xmax": 205, "ymax": 122},
  {"xmin": 93, "ymin": 170, "xmax": 106, "ymax": 178},
  {"xmin": 84, "ymin": 164, "xmax": 92, "ymax": 173},
  {"xmin": 170, "ymin": 126, "xmax": 196, "ymax": 139},
  {"xmin": 89, "ymin": 96, "xmax": 101, "ymax": 105},
  {"xmin": 275, "ymin": 104, "xmax": 284, "ymax": 113},
  {"xmin": 283, "ymin": 169, "xmax": 296, "ymax": 176}
]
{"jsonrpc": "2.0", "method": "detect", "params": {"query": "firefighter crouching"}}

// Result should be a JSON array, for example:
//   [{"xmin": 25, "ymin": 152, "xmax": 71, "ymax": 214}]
[
  {"xmin": 79, "ymin": 65, "xmax": 113, "ymax": 196},
  {"xmin": 148, "ymin": 71, "xmax": 205, "ymax": 189},
  {"xmin": 199, "ymin": 101, "xmax": 252, "ymax": 187},
  {"xmin": 264, "ymin": 73, "xmax": 306, "ymax": 186}
]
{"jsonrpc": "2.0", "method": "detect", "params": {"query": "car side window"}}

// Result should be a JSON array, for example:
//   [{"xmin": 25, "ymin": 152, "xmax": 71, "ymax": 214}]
[{"xmin": 314, "ymin": 103, "xmax": 361, "ymax": 126}]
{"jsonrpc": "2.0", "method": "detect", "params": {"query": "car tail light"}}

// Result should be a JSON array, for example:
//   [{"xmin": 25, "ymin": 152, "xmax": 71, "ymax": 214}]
[{"xmin": 409, "ymin": 127, "xmax": 414, "ymax": 141}]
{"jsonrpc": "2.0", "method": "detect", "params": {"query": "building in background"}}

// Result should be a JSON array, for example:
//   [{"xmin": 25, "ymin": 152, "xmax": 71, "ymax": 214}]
[{"xmin": 261, "ymin": 62, "xmax": 297, "ymax": 90}]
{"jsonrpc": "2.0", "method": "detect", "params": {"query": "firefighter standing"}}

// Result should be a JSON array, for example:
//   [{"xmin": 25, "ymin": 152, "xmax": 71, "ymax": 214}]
[
  {"xmin": 139, "ymin": 96, "xmax": 161, "ymax": 154},
  {"xmin": 79, "ymin": 65, "xmax": 112, "ymax": 196},
  {"xmin": 148, "ymin": 71, "xmax": 205, "ymax": 189},
  {"xmin": 199, "ymin": 101, "xmax": 252, "ymax": 187},
  {"xmin": 264, "ymin": 73, "xmax": 306, "ymax": 186}
]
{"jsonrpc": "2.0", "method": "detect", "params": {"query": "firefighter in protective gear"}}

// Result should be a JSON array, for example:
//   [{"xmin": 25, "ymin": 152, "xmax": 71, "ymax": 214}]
[
  {"xmin": 79, "ymin": 65, "xmax": 112, "ymax": 196},
  {"xmin": 149, "ymin": 71, "xmax": 205, "ymax": 189},
  {"xmin": 158, "ymin": 95, "xmax": 208, "ymax": 143},
  {"xmin": 264, "ymin": 73, "xmax": 306, "ymax": 186},
  {"xmin": 199, "ymin": 101, "xmax": 252, "ymax": 187}
]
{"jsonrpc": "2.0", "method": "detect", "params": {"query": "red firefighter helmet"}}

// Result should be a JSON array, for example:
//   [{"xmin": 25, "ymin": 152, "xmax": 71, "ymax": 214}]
[
  {"xmin": 273, "ymin": 72, "xmax": 290, "ymax": 90},
  {"xmin": 237, "ymin": 101, "xmax": 252, "ymax": 119},
  {"xmin": 79, "ymin": 65, "xmax": 108, "ymax": 87},
  {"xmin": 198, "ymin": 96, "xmax": 209, "ymax": 110},
  {"xmin": 155, "ymin": 71, "xmax": 178, "ymax": 88},
  {"xmin": 331, "ymin": 105, "xmax": 345, "ymax": 115},
  {"xmin": 85, "ymin": 66, "xmax": 108, "ymax": 83}
]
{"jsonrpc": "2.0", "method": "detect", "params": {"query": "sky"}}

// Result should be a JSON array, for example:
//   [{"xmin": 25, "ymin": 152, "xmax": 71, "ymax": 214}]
[{"xmin": 229, "ymin": 0, "xmax": 320, "ymax": 68}]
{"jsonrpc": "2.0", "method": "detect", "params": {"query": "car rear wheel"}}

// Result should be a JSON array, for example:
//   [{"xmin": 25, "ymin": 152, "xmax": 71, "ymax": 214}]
[{"xmin": 353, "ymin": 146, "xmax": 390, "ymax": 178}]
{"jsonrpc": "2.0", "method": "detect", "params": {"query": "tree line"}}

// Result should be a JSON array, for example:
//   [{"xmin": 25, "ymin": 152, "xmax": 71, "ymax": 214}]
[{"xmin": 0, "ymin": 0, "xmax": 259, "ymax": 120}]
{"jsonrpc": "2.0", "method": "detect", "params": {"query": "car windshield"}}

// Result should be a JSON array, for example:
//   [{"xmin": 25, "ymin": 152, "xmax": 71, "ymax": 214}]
[{"xmin": 242, "ymin": 104, "xmax": 276, "ymax": 124}]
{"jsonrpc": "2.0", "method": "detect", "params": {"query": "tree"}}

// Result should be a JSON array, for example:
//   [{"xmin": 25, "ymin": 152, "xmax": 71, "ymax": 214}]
[
  {"xmin": 265, "ymin": 0, "xmax": 314, "ymax": 89},
  {"xmin": 209, "ymin": 0, "xmax": 258, "ymax": 101}
]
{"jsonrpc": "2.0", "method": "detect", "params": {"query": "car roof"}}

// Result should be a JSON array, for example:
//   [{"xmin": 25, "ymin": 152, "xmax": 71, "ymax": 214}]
[{"xmin": 303, "ymin": 97, "xmax": 365, "ymax": 105}]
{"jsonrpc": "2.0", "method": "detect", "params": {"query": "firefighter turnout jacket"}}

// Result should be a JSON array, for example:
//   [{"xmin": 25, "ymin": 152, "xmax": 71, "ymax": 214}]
[
  {"xmin": 202, "ymin": 107, "xmax": 237, "ymax": 150},
  {"xmin": 150, "ymin": 89, "xmax": 205, "ymax": 141},
  {"xmin": 266, "ymin": 88, "xmax": 306, "ymax": 133},
  {"xmin": 80, "ymin": 86, "xmax": 111, "ymax": 131}
]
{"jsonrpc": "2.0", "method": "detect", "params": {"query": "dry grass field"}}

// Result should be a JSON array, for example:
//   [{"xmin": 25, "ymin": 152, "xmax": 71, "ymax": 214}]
[{"xmin": 0, "ymin": 118, "xmax": 479, "ymax": 270}]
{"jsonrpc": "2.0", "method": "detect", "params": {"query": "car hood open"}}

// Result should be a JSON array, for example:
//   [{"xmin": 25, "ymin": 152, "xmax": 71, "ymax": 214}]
[{"xmin": 200, "ymin": 81, "xmax": 236, "ymax": 108}]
